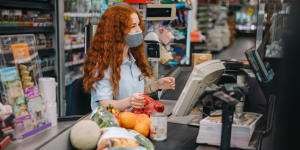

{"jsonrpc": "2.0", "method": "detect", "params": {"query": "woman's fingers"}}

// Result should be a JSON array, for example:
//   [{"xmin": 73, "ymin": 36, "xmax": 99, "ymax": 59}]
[
  {"xmin": 131, "ymin": 101, "xmax": 144, "ymax": 106},
  {"xmin": 132, "ymin": 105, "xmax": 144, "ymax": 109},
  {"xmin": 167, "ymin": 77, "xmax": 175, "ymax": 89},
  {"xmin": 130, "ymin": 93, "xmax": 145, "ymax": 108}
]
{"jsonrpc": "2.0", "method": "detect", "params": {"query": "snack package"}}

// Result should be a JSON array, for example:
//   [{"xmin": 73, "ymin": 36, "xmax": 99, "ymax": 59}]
[
  {"xmin": 131, "ymin": 94, "xmax": 164, "ymax": 116},
  {"xmin": 91, "ymin": 106, "xmax": 120, "ymax": 128},
  {"xmin": 106, "ymin": 104, "xmax": 120, "ymax": 123},
  {"xmin": 128, "ymin": 130, "xmax": 155, "ymax": 150},
  {"xmin": 97, "ymin": 127, "xmax": 154, "ymax": 150}
]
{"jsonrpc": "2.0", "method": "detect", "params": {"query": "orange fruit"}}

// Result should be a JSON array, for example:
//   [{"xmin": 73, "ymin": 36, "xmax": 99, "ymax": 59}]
[
  {"xmin": 134, "ymin": 122, "xmax": 150, "ymax": 137},
  {"xmin": 119, "ymin": 112, "xmax": 136, "ymax": 129},
  {"xmin": 136, "ymin": 114, "xmax": 150, "ymax": 126}
]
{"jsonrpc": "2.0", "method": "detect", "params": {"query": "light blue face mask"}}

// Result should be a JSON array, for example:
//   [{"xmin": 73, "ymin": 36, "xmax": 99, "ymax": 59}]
[{"xmin": 126, "ymin": 32, "xmax": 143, "ymax": 48}]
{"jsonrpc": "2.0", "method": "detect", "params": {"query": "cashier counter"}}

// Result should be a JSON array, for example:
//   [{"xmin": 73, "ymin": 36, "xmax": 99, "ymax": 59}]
[{"xmin": 5, "ymin": 60, "xmax": 269, "ymax": 150}]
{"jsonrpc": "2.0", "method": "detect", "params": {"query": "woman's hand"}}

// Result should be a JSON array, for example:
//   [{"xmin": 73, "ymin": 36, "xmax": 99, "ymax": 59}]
[
  {"xmin": 155, "ymin": 77, "xmax": 175, "ymax": 90},
  {"xmin": 128, "ymin": 93, "xmax": 145, "ymax": 109}
]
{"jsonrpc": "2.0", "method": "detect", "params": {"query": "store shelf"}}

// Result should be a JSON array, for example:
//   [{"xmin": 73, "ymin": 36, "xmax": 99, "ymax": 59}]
[
  {"xmin": 8, "ymin": 52, "xmax": 39, "ymax": 64},
  {"xmin": 65, "ymin": 74, "xmax": 83, "ymax": 86},
  {"xmin": 64, "ymin": 44, "xmax": 84, "ymax": 51},
  {"xmin": 0, "ymin": 0, "xmax": 53, "ymax": 10},
  {"xmin": 38, "ymin": 47, "xmax": 55, "ymax": 52},
  {"xmin": 1, "ymin": 47, "xmax": 55, "ymax": 55},
  {"xmin": 42, "ymin": 66, "xmax": 55, "ymax": 73},
  {"xmin": 64, "ymin": 59, "xmax": 85, "ymax": 67},
  {"xmin": 173, "ymin": 38, "xmax": 187, "ymax": 44},
  {"xmin": 64, "ymin": 12, "xmax": 101, "ymax": 18},
  {"xmin": 0, "ymin": 27, "xmax": 54, "ymax": 35},
  {"xmin": 174, "ymin": 2, "xmax": 192, "ymax": 10}
]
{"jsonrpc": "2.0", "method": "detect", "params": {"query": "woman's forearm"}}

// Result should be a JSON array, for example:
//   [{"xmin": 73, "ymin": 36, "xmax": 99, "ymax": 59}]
[
  {"xmin": 98, "ymin": 98, "xmax": 131, "ymax": 111},
  {"xmin": 144, "ymin": 81, "xmax": 159, "ymax": 94}
]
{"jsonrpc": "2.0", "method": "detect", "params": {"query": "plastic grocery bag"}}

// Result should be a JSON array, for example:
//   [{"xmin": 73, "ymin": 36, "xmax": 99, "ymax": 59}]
[
  {"xmin": 97, "ymin": 127, "xmax": 154, "ymax": 150},
  {"xmin": 91, "ymin": 106, "xmax": 119, "ymax": 128},
  {"xmin": 128, "ymin": 130, "xmax": 155, "ymax": 150},
  {"xmin": 131, "ymin": 94, "xmax": 164, "ymax": 116}
]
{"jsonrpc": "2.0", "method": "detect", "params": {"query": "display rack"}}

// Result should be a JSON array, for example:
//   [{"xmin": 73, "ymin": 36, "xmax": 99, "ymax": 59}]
[
  {"xmin": 56, "ymin": 0, "xmax": 103, "ymax": 116},
  {"xmin": 0, "ymin": 34, "xmax": 51, "ymax": 141},
  {"xmin": 0, "ymin": 27, "xmax": 54, "ymax": 35},
  {"xmin": 64, "ymin": 44, "xmax": 85, "ymax": 51},
  {"xmin": 256, "ymin": 1, "xmax": 290, "ymax": 59},
  {"xmin": 64, "ymin": 12, "xmax": 100, "ymax": 18},
  {"xmin": 192, "ymin": 1, "xmax": 212, "ymax": 52},
  {"xmin": 1, "ymin": 0, "xmax": 63, "ymax": 121},
  {"xmin": 0, "ymin": 0, "xmax": 53, "ymax": 10},
  {"xmin": 197, "ymin": 2, "xmax": 211, "ymax": 35},
  {"xmin": 0, "ymin": 0, "xmax": 59, "ymax": 79},
  {"xmin": 164, "ymin": 2, "xmax": 192, "ymax": 66},
  {"xmin": 63, "ymin": 0, "xmax": 101, "ymax": 92}
]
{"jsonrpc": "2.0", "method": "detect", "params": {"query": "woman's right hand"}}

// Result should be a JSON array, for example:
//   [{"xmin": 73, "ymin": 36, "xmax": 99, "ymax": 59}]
[{"xmin": 128, "ymin": 93, "xmax": 145, "ymax": 109}]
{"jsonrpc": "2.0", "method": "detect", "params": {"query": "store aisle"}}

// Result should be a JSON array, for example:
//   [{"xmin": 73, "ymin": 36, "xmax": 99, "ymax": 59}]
[{"xmin": 214, "ymin": 35, "xmax": 256, "ymax": 60}]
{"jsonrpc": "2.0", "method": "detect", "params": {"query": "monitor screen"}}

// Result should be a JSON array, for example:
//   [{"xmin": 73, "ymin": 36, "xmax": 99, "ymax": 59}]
[
  {"xmin": 171, "ymin": 60, "xmax": 225, "ymax": 117},
  {"xmin": 245, "ymin": 48, "xmax": 274, "ymax": 83},
  {"xmin": 146, "ymin": 8, "xmax": 172, "ymax": 18}
]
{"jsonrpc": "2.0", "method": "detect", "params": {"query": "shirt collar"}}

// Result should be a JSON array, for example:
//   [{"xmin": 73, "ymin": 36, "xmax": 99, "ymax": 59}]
[{"xmin": 122, "ymin": 52, "xmax": 136, "ymax": 65}]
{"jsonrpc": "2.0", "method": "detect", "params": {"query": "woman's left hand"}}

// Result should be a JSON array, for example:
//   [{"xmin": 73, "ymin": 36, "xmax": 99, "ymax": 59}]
[{"xmin": 155, "ymin": 77, "xmax": 175, "ymax": 90}]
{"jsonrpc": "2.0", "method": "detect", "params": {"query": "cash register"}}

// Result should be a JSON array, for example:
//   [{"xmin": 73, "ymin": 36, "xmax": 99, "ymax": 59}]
[{"xmin": 160, "ymin": 60, "xmax": 225, "ymax": 125}]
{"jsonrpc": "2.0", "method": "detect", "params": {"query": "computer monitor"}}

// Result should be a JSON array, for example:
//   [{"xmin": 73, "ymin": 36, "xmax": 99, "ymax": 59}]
[
  {"xmin": 245, "ymin": 48, "xmax": 274, "ymax": 83},
  {"xmin": 145, "ymin": 4, "xmax": 176, "ymax": 21},
  {"xmin": 168, "ymin": 60, "xmax": 225, "ymax": 125}
]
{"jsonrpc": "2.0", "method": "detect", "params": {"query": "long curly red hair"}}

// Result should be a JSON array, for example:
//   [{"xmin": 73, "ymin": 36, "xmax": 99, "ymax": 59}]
[{"xmin": 83, "ymin": 5, "xmax": 153, "ymax": 97}]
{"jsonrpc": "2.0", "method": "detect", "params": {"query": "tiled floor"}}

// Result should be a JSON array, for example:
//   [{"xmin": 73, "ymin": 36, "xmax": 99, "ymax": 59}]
[{"xmin": 214, "ymin": 35, "xmax": 256, "ymax": 60}]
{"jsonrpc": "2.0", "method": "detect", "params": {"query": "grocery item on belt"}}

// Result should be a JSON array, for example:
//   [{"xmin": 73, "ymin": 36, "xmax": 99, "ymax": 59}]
[
  {"xmin": 70, "ymin": 120, "xmax": 101, "ymax": 150},
  {"xmin": 97, "ymin": 127, "xmax": 154, "ymax": 150},
  {"xmin": 119, "ymin": 112, "xmax": 150, "ymax": 137},
  {"xmin": 106, "ymin": 104, "xmax": 120, "ymax": 124},
  {"xmin": 97, "ymin": 127, "xmax": 139, "ymax": 150},
  {"xmin": 131, "ymin": 94, "xmax": 164, "ymax": 116},
  {"xmin": 91, "ymin": 106, "xmax": 119, "ymax": 128}
]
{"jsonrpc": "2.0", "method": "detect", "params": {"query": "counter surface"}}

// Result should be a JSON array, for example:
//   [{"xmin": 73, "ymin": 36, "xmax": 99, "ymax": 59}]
[
  {"xmin": 153, "ymin": 122, "xmax": 200, "ymax": 150},
  {"xmin": 5, "ymin": 121, "xmax": 76, "ymax": 150}
]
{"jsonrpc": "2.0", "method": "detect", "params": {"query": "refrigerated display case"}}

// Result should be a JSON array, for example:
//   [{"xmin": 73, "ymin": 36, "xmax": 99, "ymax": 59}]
[
  {"xmin": 57, "ymin": 0, "xmax": 103, "ymax": 116},
  {"xmin": 0, "ymin": 0, "xmax": 61, "ymax": 110}
]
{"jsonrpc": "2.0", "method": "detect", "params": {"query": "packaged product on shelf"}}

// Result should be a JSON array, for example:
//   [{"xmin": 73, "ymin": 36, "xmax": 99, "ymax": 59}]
[
  {"xmin": 0, "ymin": 67, "xmax": 28, "ymax": 117},
  {"xmin": 158, "ymin": 25, "xmax": 174, "ymax": 45},
  {"xmin": 17, "ymin": 63, "xmax": 39, "ymax": 96},
  {"xmin": 27, "ymin": 96, "xmax": 48, "ymax": 128},
  {"xmin": 34, "ymin": 34, "xmax": 47, "ymax": 50},
  {"xmin": 0, "ymin": 9, "xmax": 52, "ymax": 27}
]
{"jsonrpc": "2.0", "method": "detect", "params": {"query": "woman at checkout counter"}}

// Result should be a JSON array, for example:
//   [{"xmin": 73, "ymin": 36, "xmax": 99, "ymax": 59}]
[{"xmin": 83, "ymin": 5, "xmax": 175, "ymax": 111}]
